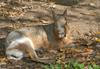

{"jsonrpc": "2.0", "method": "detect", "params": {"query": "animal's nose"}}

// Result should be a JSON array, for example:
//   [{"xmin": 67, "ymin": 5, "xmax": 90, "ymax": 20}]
[{"xmin": 58, "ymin": 32, "xmax": 66, "ymax": 38}]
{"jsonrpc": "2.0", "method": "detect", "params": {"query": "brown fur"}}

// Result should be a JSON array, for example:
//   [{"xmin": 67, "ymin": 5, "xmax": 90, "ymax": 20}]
[{"xmin": 5, "ymin": 9, "xmax": 72, "ymax": 63}]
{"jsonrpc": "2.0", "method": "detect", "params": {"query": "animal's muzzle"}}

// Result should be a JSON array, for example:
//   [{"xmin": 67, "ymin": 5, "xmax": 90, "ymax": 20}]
[{"xmin": 58, "ymin": 32, "xmax": 66, "ymax": 38}]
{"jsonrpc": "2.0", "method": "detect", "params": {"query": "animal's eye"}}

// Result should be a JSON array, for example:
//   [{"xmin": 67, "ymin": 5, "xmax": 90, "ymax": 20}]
[{"xmin": 61, "ymin": 25, "xmax": 64, "ymax": 28}]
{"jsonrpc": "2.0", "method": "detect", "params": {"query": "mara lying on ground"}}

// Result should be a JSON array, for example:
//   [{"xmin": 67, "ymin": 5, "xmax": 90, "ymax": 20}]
[{"xmin": 5, "ymin": 8, "xmax": 73, "ymax": 63}]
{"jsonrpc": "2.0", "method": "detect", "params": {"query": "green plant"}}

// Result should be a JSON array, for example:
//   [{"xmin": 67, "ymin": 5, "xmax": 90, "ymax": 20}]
[{"xmin": 44, "ymin": 61, "xmax": 100, "ymax": 69}]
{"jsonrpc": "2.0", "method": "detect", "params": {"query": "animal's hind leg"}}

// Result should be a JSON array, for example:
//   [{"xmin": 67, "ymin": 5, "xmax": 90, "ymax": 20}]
[
  {"xmin": 29, "ymin": 49, "xmax": 48, "ymax": 60},
  {"xmin": 29, "ymin": 50, "xmax": 54, "ymax": 64},
  {"xmin": 6, "ymin": 41, "xmax": 24, "ymax": 60},
  {"xmin": 6, "ymin": 49, "xmax": 24, "ymax": 60},
  {"xmin": 28, "ymin": 50, "xmax": 39, "ymax": 59}
]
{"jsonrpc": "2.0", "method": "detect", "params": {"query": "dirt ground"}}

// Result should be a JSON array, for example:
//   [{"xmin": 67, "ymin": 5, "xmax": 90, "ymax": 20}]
[{"xmin": 0, "ymin": 0, "xmax": 100, "ymax": 69}]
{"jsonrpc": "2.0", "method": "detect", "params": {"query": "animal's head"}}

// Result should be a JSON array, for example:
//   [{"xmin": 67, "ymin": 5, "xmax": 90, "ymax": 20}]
[{"xmin": 51, "ymin": 8, "xmax": 68, "ymax": 39}]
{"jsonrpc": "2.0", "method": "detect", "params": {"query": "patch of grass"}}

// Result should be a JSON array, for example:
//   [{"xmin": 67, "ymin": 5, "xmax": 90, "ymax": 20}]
[{"xmin": 44, "ymin": 61, "xmax": 100, "ymax": 69}]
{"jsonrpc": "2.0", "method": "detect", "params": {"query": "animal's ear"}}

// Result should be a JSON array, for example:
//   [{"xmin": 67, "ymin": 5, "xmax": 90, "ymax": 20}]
[
  {"xmin": 50, "ymin": 7, "xmax": 57, "ymax": 22},
  {"xmin": 63, "ymin": 8, "xmax": 67, "ymax": 20},
  {"xmin": 63, "ymin": 9, "xmax": 69, "ymax": 29}
]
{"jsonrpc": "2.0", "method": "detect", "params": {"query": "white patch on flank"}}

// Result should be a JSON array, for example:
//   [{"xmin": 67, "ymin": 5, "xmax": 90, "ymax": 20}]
[
  {"xmin": 6, "ymin": 37, "xmax": 36, "ymax": 60},
  {"xmin": 6, "ymin": 49, "xmax": 24, "ymax": 60},
  {"xmin": 7, "ymin": 37, "xmax": 35, "ymax": 51}
]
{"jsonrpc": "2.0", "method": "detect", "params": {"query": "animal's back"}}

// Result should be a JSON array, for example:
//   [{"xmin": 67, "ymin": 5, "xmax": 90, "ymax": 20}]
[
  {"xmin": 6, "ymin": 25, "xmax": 50, "ymax": 49},
  {"xmin": 21, "ymin": 26, "xmax": 49, "ymax": 49}
]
